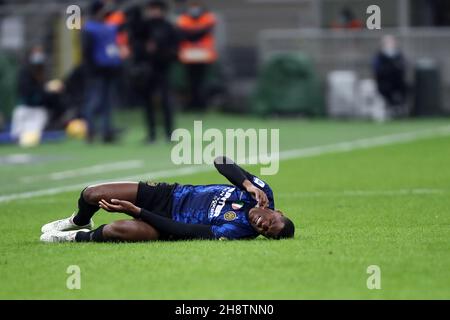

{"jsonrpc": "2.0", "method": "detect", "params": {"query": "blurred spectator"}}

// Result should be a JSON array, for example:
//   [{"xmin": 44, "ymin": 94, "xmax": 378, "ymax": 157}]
[
  {"xmin": 173, "ymin": 0, "xmax": 188, "ymax": 17},
  {"xmin": 137, "ymin": 0, "xmax": 179, "ymax": 143},
  {"xmin": 177, "ymin": 0, "xmax": 217, "ymax": 110},
  {"xmin": 82, "ymin": 0, "xmax": 123, "ymax": 143},
  {"xmin": 44, "ymin": 79, "xmax": 66, "ymax": 130},
  {"xmin": 62, "ymin": 65, "xmax": 87, "ymax": 119},
  {"xmin": 373, "ymin": 35, "xmax": 407, "ymax": 113},
  {"xmin": 331, "ymin": 7, "xmax": 363, "ymax": 30},
  {"xmin": 103, "ymin": 0, "xmax": 130, "ymax": 59},
  {"xmin": 103, "ymin": 0, "xmax": 129, "ymax": 120},
  {"xmin": 125, "ymin": 3, "xmax": 147, "ymax": 64},
  {"xmin": 10, "ymin": 45, "xmax": 57, "ymax": 144}
]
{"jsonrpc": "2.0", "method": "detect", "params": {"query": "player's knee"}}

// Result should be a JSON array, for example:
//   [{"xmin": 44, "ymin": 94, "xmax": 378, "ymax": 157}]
[{"xmin": 82, "ymin": 186, "xmax": 102, "ymax": 205}]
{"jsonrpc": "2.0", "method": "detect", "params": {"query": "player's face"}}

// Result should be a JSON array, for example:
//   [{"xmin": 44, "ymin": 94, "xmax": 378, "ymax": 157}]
[{"xmin": 248, "ymin": 207, "xmax": 284, "ymax": 239}]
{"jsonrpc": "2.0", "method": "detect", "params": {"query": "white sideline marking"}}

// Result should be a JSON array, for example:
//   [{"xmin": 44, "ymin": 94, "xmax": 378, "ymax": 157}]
[
  {"xmin": 20, "ymin": 160, "xmax": 144, "ymax": 183},
  {"xmin": 275, "ymin": 125, "xmax": 450, "ymax": 162},
  {"xmin": 0, "ymin": 154, "xmax": 34, "ymax": 165},
  {"xmin": 1, "ymin": 126, "xmax": 449, "ymax": 204},
  {"xmin": 278, "ymin": 188, "xmax": 447, "ymax": 198},
  {"xmin": 0, "ymin": 166, "xmax": 211, "ymax": 203}
]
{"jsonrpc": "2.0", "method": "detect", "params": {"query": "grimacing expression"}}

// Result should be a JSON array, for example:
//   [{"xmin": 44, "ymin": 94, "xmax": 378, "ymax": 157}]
[{"xmin": 248, "ymin": 207, "xmax": 285, "ymax": 238}]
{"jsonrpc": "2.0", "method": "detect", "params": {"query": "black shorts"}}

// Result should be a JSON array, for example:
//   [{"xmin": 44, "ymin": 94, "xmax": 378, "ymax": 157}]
[{"xmin": 135, "ymin": 181, "xmax": 177, "ymax": 219}]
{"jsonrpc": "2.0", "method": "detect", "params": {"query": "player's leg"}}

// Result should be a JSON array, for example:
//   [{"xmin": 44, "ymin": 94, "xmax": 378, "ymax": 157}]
[
  {"xmin": 77, "ymin": 219, "xmax": 160, "ymax": 242},
  {"xmin": 73, "ymin": 182, "xmax": 139, "ymax": 225},
  {"xmin": 40, "ymin": 220, "xmax": 160, "ymax": 243},
  {"xmin": 81, "ymin": 182, "xmax": 139, "ymax": 205},
  {"xmin": 41, "ymin": 182, "xmax": 139, "ymax": 233}
]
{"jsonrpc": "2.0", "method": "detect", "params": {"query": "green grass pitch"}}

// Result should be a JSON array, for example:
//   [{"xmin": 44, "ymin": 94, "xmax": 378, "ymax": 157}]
[{"xmin": 0, "ymin": 113, "xmax": 449, "ymax": 299}]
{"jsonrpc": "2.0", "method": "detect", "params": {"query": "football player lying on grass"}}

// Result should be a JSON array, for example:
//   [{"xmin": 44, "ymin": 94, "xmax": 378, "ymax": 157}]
[{"xmin": 40, "ymin": 156, "xmax": 295, "ymax": 242}]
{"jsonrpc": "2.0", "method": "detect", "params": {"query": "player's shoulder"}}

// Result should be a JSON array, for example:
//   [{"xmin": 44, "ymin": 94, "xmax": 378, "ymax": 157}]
[{"xmin": 211, "ymin": 222, "xmax": 258, "ymax": 240}]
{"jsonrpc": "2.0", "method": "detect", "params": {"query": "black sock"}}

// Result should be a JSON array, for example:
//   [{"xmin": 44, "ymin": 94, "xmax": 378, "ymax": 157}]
[
  {"xmin": 75, "ymin": 225, "xmax": 107, "ymax": 242},
  {"xmin": 72, "ymin": 188, "xmax": 99, "ymax": 226}
]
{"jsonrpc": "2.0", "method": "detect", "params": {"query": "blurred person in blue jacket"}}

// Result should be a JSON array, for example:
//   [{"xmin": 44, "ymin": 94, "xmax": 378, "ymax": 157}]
[{"xmin": 82, "ymin": 0, "xmax": 122, "ymax": 143}]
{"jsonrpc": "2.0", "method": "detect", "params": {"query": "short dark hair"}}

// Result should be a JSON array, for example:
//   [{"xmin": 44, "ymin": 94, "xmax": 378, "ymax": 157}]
[{"xmin": 276, "ymin": 216, "xmax": 295, "ymax": 239}]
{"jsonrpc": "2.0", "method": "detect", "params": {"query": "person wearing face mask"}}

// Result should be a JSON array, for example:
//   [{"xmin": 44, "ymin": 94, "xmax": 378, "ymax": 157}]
[
  {"xmin": 135, "ymin": 0, "xmax": 179, "ymax": 144},
  {"xmin": 10, "ymin": 45, "xmax": 62, "ymax": 146},
  {"xmin": 177, "ymin": 1, "xmax": 217, "ymax": 110},
  {"xmin": 373, "ymin": 35, "xmax": 407, "ymax": 114},
  {"xmin": 82, "ymin": 0, "xmax": 123, "ymax": 143}
]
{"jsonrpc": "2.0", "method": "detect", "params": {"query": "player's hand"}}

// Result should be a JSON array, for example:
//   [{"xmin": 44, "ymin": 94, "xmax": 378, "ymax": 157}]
[
  {"xmin": 99, "ymin": 199, "xmax": 141, "ymax": 217},
  {"xmin": 246, "ymin": 185, "xmax": 269, "ymax": 208}
]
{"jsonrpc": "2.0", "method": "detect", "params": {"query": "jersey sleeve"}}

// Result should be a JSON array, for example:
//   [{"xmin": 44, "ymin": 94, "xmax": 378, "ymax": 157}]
[
  {"xmin": 140, "ymin": 209, "xmax": 214, "ymax": 240},
  {"xmin": 214, "ymin": 156, "xmax": 247, "ymax": 188},
  {"xmin": 211, "ymin": 223, "xmax": 257, "ymax": 240},
  {"xmin": 214, "ymin": 156, "xmax": 275, "ymax": 209},
  {"xmin": 239, "ymin": 168, "xmax": 275, "ymax": 210}
]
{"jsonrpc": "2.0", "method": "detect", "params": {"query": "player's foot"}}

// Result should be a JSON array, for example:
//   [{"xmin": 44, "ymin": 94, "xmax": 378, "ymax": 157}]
[
  {"xmin": 41, "ymin": 214, "xmax": 93, "ymax": 233},
  {"xmin": 40, "ymin": 229, "xmax": 90, "ymax": 243}
]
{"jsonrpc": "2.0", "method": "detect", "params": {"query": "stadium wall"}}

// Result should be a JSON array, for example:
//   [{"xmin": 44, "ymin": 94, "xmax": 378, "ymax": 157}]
[{"xmin": 258, "ymin": 27, "xmax": 450, "ymax": 112}]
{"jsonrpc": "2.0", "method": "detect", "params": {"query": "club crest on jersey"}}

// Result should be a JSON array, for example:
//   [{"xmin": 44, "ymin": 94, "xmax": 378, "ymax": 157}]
[
  {"xmin": 224, "ymin": 211, "xmax": 237, "ymax": 221},
  {"xmin": 231, "ymin": 201, "xmax": 244, "ymax": 210}
]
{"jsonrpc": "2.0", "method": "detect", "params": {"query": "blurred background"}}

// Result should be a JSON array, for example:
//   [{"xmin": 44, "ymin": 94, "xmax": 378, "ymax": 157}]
[
  {"xmin": 0, "ymin": 0, "xmax": 449, "ymax": 147},
  {"xmin": 2, "ymin": 1, "xmax": 450, "ymax": 300}
]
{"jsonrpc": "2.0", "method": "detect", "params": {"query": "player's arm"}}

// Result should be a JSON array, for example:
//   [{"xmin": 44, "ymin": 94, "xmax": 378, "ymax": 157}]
[
  {"xmin": 213, "ymin": 156, "xmax": 269, "ymax": 208},
  {"xmin": 139, "ymin": 209, "xmax": 214, "ymax": 240},
  {"xmin": 99, "ymin": 199, "xmax": 215, "ymax": 240}
]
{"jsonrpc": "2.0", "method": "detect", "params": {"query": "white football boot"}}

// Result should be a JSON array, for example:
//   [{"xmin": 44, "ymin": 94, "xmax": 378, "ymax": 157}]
[
  {"xmin": 41, "ymin": 213, "xmax": 93, "ymax": 233},
  {"xmin": 40, "ymin": 229, "xmax": 90, "ymax": 243}
]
